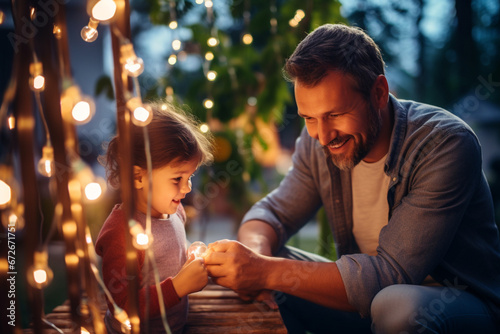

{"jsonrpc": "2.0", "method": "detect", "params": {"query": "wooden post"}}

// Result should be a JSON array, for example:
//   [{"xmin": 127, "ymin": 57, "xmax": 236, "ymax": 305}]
[{"xmin": 110, "ymin": 1, "xmax": 141, "ymax": 333}]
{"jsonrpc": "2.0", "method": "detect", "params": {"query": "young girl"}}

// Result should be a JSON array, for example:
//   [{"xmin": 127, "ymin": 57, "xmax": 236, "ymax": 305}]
[{"xmin": 95, "ymin": 101, "xmax": 213, "ymax": 334}]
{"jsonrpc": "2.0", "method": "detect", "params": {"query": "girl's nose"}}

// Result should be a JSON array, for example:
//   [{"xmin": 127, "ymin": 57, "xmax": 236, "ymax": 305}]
[{"xmin": 181, "ymin": 180, "xmax": 192, "ymax": 194}]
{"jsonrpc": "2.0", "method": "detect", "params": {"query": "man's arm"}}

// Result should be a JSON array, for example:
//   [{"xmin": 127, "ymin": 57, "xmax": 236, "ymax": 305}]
[
  {"xmin": 237, "ymin": 219, "xmax": 279, "ymax": 256},
  {"xmin": 205, "ymin": 240, "xmax": 355, "ymax": 311}
]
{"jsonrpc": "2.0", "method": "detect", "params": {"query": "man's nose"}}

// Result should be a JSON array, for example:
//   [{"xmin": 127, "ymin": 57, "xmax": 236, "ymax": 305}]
[{"xmin": 317, "ymin": 120, "xmax": 336, "ymax": 146}]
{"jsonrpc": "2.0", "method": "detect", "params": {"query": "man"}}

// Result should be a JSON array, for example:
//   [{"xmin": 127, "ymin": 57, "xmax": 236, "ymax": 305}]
[{"xmin": 204, "ymin": 24, "xmax": 500, "ymax": 333}]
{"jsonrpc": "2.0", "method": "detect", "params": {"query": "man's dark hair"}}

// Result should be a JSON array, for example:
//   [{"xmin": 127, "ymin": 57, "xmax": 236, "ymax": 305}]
[{"xmin": 283, "ymin": 24, "xmax": 385, "ymax": 100}]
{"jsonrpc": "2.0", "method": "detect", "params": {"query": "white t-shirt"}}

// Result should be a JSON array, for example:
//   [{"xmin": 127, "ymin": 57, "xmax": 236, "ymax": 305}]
[{"xmin": 351, "ymin": 155, "xmax": 390, "ymax": 256}]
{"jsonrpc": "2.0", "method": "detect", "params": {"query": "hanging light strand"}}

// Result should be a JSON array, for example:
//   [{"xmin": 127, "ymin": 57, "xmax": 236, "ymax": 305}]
[
  {"xmin": 270, "ymin": 0, "xmax": 278, "ymax": 35},
  {"xmin": 242, "ymin": 0, "xmax": 252, "ymax": 45},
  {"xmin": 168, "ymin": 0, "xmax": 177, "ymax": 29}
]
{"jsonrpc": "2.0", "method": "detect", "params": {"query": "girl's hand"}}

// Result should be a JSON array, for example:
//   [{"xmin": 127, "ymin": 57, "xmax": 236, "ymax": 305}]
[{"xmin": 172, "ymin": 254, "xmax": 208, "ymax": 298}]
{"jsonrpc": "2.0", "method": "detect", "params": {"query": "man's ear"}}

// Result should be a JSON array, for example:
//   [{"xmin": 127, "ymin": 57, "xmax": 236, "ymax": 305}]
[
  {"xmin": 133, "ymin": 166, "xmax": 144, "ymax": 189},
  {"xmin": 371, "ymin": 75, "xmax": 389, "ymax": 110}
]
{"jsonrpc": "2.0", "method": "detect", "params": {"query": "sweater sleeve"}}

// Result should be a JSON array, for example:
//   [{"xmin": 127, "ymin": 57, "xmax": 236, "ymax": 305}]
[{"xmin": 95, "ymin": 207, "xmax": 181, "ymax": 319}]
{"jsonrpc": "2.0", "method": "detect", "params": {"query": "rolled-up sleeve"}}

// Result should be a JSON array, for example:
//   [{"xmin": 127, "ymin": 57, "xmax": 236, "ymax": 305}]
[{"xmin": 337, "ymin": 129, "xmax": 483, "ymax": 317}]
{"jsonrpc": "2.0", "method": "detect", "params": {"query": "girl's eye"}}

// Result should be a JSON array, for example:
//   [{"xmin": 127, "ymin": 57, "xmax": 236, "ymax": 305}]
[{"xmin": 173, "ymin": 177, "xmax": 182, "ymax": 183}]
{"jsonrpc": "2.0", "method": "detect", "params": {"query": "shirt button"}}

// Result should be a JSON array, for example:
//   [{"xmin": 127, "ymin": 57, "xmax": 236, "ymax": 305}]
[{"xmin": 392, "ymin": 177, "xmax": 397, "ymax": 182}]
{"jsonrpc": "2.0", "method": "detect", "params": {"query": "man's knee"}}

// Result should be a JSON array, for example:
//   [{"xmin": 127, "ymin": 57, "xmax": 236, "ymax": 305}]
[{"xmin": 371, "ymin": 285, "xmax": 423, "ymax": 334}]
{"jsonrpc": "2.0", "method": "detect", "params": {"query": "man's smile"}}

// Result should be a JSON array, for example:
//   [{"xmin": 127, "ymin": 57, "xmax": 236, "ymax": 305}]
[{"xmin": 327, "ymin": 137, "xmax": 352, "ymax": 151}]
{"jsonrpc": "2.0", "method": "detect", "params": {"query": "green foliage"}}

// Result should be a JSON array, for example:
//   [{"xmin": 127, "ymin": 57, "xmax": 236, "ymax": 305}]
[
  {"xmin": 94, "ymin": 75, "xmax": 115, "ymax": 100},
  {"xmin": 140, "ymin": 0, "xmax": 345, "ymax": 187},
  {"xmin": 123, "ymin": 1, "xmax": 345, "ymax": 248}
]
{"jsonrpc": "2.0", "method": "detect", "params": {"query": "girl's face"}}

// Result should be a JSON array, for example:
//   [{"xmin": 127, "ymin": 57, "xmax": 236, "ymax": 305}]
[{"xmin": 134, "ymin": 158, "xmax": 199, "ymax": 218}]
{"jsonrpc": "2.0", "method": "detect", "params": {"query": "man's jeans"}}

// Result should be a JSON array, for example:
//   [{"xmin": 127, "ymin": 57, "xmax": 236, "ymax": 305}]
[{"xmin": 276, "ymin": 246, "xmax": 498, "ymax": 334}]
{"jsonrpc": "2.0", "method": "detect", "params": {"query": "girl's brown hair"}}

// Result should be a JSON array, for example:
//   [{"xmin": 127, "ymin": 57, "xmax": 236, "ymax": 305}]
[{"xmin": 100, "ymin": 101, "xmax": 214, "ymax": 188}]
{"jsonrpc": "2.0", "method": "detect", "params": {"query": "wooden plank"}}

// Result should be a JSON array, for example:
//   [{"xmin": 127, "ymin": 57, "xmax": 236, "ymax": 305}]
[
  {"xmin": 185, "ymin": 325, "xmax": 288, "ymax": 334},
  {"xmin": 189, "ymin": 289, "xmax": 240, "ymax": 299},
  {"xmin": 189, "ymin": 298, "xmax": 251, "ymax": 305},
  {"xmin": 25, "ymin": 284, "xmax": 287, "ymax": 333},
  {"xmin": 189, "ymin": 303, "xmax": 272, "ymax": 313}
]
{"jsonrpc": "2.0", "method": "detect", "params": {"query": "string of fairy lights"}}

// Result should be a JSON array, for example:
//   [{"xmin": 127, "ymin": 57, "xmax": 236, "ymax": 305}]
[{"xmin": 0, "ymin": 0, "xmax": 309, "ymax": 333}]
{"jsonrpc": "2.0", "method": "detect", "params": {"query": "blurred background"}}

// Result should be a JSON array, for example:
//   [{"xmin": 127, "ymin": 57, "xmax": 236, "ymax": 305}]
[{"xmin": 1, "ymin": 0, "xmax": 499, "ymax": 328}]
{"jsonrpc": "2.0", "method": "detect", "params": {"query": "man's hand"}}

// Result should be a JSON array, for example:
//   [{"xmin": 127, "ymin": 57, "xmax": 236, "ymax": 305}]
[
  {"xmin": 204, "ymin": 239, "xmax": 269, "ymax": 293},
  {"xmin": 236, "ymin": 289, "xmax": 278, "ymax": 310}
]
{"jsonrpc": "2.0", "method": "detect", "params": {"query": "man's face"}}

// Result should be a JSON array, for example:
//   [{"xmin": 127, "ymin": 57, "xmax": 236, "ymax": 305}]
[{"xmin": 295, "ymin": 71, "xmax": 382, "ymax": 170}]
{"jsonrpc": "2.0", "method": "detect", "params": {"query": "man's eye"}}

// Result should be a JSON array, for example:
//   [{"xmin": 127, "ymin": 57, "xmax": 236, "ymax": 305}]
[{"xmin": 328, "ymin": 113, "xmax": 341, "ymax": 119}]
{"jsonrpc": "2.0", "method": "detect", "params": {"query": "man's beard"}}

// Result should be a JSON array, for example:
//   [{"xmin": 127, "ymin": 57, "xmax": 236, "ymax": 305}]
[{"xmin": 322, "ymin": 105, "xmax": 382, "ymax": 171}]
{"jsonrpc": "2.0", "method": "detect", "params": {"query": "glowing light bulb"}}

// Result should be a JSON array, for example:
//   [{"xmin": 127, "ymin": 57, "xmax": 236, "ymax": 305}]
[
  {"xmin": 72, "ymin": 101, "xmax": 91, "ymax": 122},
  {"xmin": 134, "ymin": 107, "xmax": 150, "ymax": 123},
  {"xmin": 8, "ymin": 116, "xmax": 15, "ymax": 130},
  {"xmin": 127, "ymin": 97, "xmax": 153, "ymax": 127},
  {"xmin": 81, "ymin": 18, "xmax": 99, "ymax": 42},
  {"xmin": 169, "ymin": 20, "xmax": 178, "ymax": 29},
  {"xmin": 295, "ymin": 9, "xmax": 305, "ymax": 20},
  {"xmin": 207, "ymin": 37, "xmax": 218, "ymax": 47},
  {"xmin": 61, "ymin": 85, "xmax": 94, "ymax": 124},
  {"xmin": 206, "ymin": 70, "xmax": 217, "ymax": 81},
  {"xmin": 196, "ymin": 0, "xmax": 203, "ymax": 4},
  {"xmin": 29, "ymin": 62, "xmax": 45, "ymax": 92},
  {"xmin": 81, "ymin": 26, "xmax": 98, "ymax": 42},
  {"xmin": 38, "ymin": 145, "xmax": 55, "ymax": 177},
  {"xmin": 203, "ymin": 99, "xmax": 214, "ymax": 109},
  {"xmin": 92, "ymin": 0, "xmax": 117, "ymax": 22},
  {"xmin": 161, "ymin": 103, "xmax": 168, "ymax": 111},
  {"xmin": 242, "ymin": 33, "xmax": 253, "ymax": 45},
  {"xmin": 121, "ymin": 43, "xmax": 144, "ymax": 77},
  {"xmin": 2, "ymin": 207, "xmax": 25, "ymax": 231},
  {"xmin": 84, "ymin": 182, "xmax": 102, "ymax": 200},
  {"xmin": 188, "ymin": 241, "xmax": 207, "ymax": 258},
  {"xmin": 33, "ymin": 75, "xmax": 45, "ymax": 90},
  {"xmin": 9, "ymin": 212, "xmax": 18, "ymax": 226},
  {"xmin": 0, "ymin": 10, "xmax": 4, "ymax": 25},
  {"xmin": 0, "ymin": 180, "xmax": 12, "ymax": 208},
  {"xmin": 205, "ymin": 0, "xmax": 213, "ymax": 8},
  {"xmin": 33, "ymin": 269, "xmax": 47, "ymax": 284},
  {"xmin": 136, "ymin": 233, "xmax": 149, "ymax": 246},
  {"xmin": 124, "ymin": 57, "xmax": 144, "ymax": 76},
  {"xmin": 289, "ymin": 19, "xmax": 299, "ymax": 27},
  {"xmin": 168, "ymin": 54, "xmax": 177, "ymax": 65},
  {"xmin": 205, "ymin": 51, "xmax": 214, "ymax": 61},
  {"xmin": 247, "ymin": 96, "xmax": 257, "ymax": 106},
  {"xmin": 114, "ymin": 307, "xmax": 131, "ymax": 333},
  {"xmin": 71, "ymin": 96, "xmax": 95, "ymax": 125},
  {"xmin": 53, "ymin": 25, "xmax": 62, "ymax": 39},
  {"xmin": 172, "ymin": 39, "xmax": 181, "ymax": 51},
  {"xmin": 129, "ymin": 221, "xmax": 153, "ymax": 250},
  {"xmin": 28, "ymin": 251, "xmax": 53, "ymax": 289},
  {"xmin": 199, "ymin": 123, "xmax": 209, "ymax": 133}
]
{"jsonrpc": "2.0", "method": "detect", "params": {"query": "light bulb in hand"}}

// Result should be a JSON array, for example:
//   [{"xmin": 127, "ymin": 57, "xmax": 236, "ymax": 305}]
[{"xmin": 188, "ymin": 241, "xmax": 207, "ymax": 258}]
